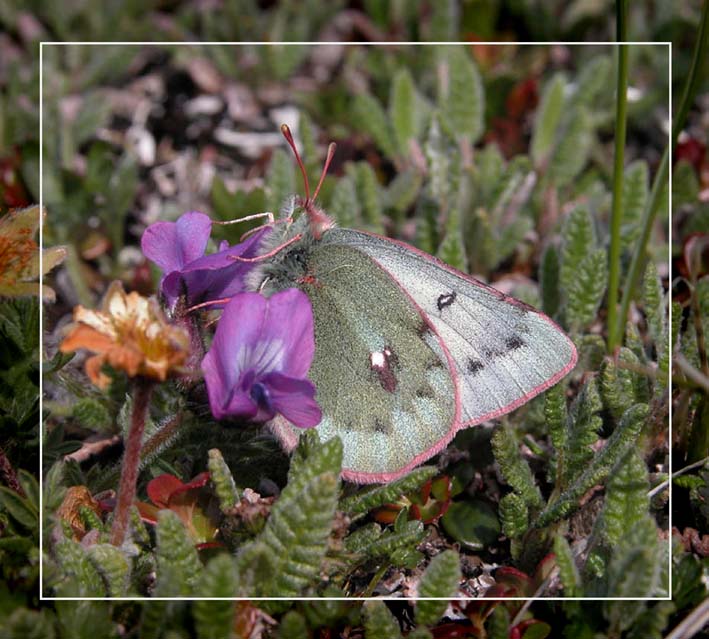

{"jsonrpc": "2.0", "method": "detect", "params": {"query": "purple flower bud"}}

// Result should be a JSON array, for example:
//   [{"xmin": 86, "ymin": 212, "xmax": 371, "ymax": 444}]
[
  {"xmin": 141, "ymin": 211, "xmax": 269, "ymax": 309},
  {"xmin": 201, "ymin": 289, "xmax": 322, "ymax": 428}
]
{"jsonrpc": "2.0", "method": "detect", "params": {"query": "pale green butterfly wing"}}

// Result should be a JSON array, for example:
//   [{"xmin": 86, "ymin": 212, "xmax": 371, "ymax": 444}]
[
  {"xmin": 266, "ymin": 242, "xmax": 459, "ymax": 483},
  {"xmin": 329, "ymin": 229, "xmax": 578, "ymax": 426}
]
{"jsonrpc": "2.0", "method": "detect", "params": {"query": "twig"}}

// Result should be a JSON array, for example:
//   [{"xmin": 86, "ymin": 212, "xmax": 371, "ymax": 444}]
[
  {"xmin": 648, "ymin": 455, "xmax": 709, "ymax": 498},
  {"xmin": 664, "ymin": 597, "xmax": 709, "ymax": 639},
  {"xmin": 674, "ymin": 353, "xmax": 709, "ymax": 394}
]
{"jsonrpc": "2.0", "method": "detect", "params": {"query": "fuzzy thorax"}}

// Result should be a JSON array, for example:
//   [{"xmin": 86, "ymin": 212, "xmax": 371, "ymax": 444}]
[{"xmin": 245, "ymin": 197, "xmax": 336, "ymax": 295}]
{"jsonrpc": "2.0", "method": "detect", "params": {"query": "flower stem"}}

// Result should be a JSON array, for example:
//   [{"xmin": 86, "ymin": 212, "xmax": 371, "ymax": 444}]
[
  {"xmin": 606, "ymin": 0, "xmax": 629, "ymax": 353},
  {"xmin": 615, "ymin": 0, "xmax": 709, "ymax": 343},
  {"xmin": 0, "ymin": 447, "xmax": 24, "ymax": 497},
  {"xmin": 110, "ymin": 380, "xmax": 154, "ymax": 546}
]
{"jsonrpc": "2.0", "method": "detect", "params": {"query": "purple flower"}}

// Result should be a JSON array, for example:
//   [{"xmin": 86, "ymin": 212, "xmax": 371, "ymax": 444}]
[
  {"xmin": 141, "ymin": 211, "xmax": 269, "ymax": 309},
  {"xmin": 201, "ymin": 288, "xmax": 322, "ymax": 428}
]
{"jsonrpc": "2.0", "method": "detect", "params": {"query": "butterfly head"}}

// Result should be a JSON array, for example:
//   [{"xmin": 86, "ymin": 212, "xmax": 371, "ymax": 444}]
[{"xmin": 280, "ymin": 124, "xmax": 336, "ymax": 240}]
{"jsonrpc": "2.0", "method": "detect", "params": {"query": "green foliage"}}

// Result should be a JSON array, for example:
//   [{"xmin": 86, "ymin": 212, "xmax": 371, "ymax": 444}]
[
  {"xmin": 491, "ymin": 426, "xmax": 543, "ymax": 509},
  {"xmin": 353, "ymin": 93, "xmax": 398, "ymax": 161},
  {"xmin": 266, "ymin": 148, "xmax": 296, "ymax": 212},
  {"xmin": 535, "ymin": 403, "xmax": 648, "ymax": 528},
  {"xmin": 415, "ymin": 550, "xmax": 461, "ymax": 626},
  {"xmin": 559, "ymin": 207, "xmax": 596, "ymax": 295},
  {"xmin": 553, "ymin": 535, "xmax": 580, "ymax": 597},
  {"xmin": 244, "ymin": 432, "xmax": 342, "ymax": 598},
  {"xmin": 437, "ymin": 46, "xmax": 484, "ymax": 143},
  {"xmin": 155, "ymin": 510, "xmax": 202, "ymax": 596},
  {"xmin": 276, "ymin": 610, "xmax": 309, "ymax": 639},
  {"xmin": 531, "ymin": 73, "xmax": 566, "ymax": 168},
  {"xmin": 341, "ymin": 466, "xmax": 437, "ymax": 515},
  {"xmin": 498, "ymin": 491, "xmax": 528, "ymax": 545},
  {"xmin": 207, "ymin": 448, "xmax": 240, "ymax": 513},
  {"xmin": 86, "ymin": 544, "xmax": 130, "ymax": 597},
  {"xmin": 349, "ymin": 161, "xmax": 385, "ymax": 233},
  {"xmin": 389, "ymin": 67, "xmax": 420, "ymax": 155},
  {"xmin": 621, "ymin": 160, "xmax": 649, "ymax": 250},
  {"xmin": 328, "ymin": 175, "xmax": 360, "ymax": 228},
  {"xmin": 362, "ymin": 600, "xmax": 402, "ymax": 639},
  {"xmin": 566, "ymin": 248, "xmax": 608, "ymax": 331},
  {"xmin": 437, "ymin": 207, "xmax": 467, "ymax": 271},
  {"xmin": 193, "ymin": 556, "xmax": 238, "ymax": 638},
  {"xmin": 540, "ymin": 244, "xmax": 561, "ymax": 317},
  {"xmin": 548, "ymin": 107, "xmax": 593, "ymax": 187}
]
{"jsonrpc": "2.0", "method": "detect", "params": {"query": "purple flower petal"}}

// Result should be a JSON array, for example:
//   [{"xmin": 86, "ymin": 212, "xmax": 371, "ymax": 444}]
[
  {"xmin": 202, "ymin": 293, "xmax": 268, "ymax": 401},
  {"xmin": 141, "ymin": 212, "xmax": 212, "ymax": 273},
  {"xmin": 262, "ymin": 371, "xmax": 322, "ymax": 428},
  {"xmin": 201, "ymin": 288, "xmax": 321, "ymax": 426},
  {"xmin": 256, "ymin": 288, "xmax": 316, "ymax": 379}
]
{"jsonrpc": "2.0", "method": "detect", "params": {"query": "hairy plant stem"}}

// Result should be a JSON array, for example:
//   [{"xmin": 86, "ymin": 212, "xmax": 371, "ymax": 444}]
[
  {"xmin": 110, "ymin": 379, "xmax": 154, "ymax": 546},
  {"xmin": 606, "ymin": 0, "xmax": 629, "ymax": 353},
  {"xmin": 0, "ymin": 447, "xmax": 24, "ymax": 497},
  {"xmin": 615, "ymin": 0, "xmax": 709, "ymax": 341}
]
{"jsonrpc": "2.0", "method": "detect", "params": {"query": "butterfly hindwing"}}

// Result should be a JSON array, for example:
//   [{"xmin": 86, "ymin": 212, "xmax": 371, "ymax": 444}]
[
  {"xmin": 328, "ymin": 229, "xmax": 577, "ymax": 426},
  {"xmin": 268, "ymin": 240, "xmax": 459, "ymax": 482}
]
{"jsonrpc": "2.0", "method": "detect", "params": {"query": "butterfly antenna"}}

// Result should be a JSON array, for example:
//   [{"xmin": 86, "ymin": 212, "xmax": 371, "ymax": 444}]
[
  {"xmin": 280, "ymin": 124, "xmax": 311, "ymax": 206},
  {"xmin": 312, "ymin": 142, "xmax": 336, "ymax": 203}
]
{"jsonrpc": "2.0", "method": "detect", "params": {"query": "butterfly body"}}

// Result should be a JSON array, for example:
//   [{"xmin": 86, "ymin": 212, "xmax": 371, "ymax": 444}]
[{"xmin": 247, "ymin": 198, "xmax": 576, "ymax": 483}]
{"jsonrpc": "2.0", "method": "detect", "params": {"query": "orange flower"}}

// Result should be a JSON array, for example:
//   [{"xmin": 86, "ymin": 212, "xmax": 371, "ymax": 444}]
[
  {"xmin": 0, "ymin": 205, "xmax": 65, "ymax": 300},
  {"xmin": 60, "ymin": 281, "xmax": 190, "ymax": 388}
]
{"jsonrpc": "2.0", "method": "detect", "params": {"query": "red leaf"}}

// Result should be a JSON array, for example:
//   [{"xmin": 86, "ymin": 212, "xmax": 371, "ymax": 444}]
[{"xmin": 147, "ymin": 474, "xmax": 184, "ymax": 508}]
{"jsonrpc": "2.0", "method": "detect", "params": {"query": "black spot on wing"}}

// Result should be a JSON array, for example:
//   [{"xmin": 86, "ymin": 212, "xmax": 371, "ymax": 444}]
[
  {"xmin": 437, "ymin": 291, "xmax": 457, "ymax": 311},
  {"xmin": 374, "ymin": 418, "xmax": 390, "ymax": 434},
  {"xmin": 505, "ymin": 335, "xmax": 525, "ymax": 351},
  {"xmin": 467, "ymin": 359, "xmax": 484, "ymax": 375},
  {"xmin": 416, "ymin": 386, "xmax": 436, "ymax": 399}
]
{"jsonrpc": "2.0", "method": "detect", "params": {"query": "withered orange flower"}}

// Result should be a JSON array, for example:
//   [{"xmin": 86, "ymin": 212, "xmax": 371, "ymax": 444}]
[
  {"xmin": 60, "ymin": 281, "xmax": 190, "ymax": 388},
  {"xmin": 0, "ymin": 205, "xmax": 65, "ymax": 300},
  {"xmin": 55, "ymin": 485, "xmax": 103, "ymax": 540}
]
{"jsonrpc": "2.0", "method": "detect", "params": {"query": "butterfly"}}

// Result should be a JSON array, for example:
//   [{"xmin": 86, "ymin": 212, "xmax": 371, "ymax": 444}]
[{"xmin": 244, "ymin": 125, "xmax": 577, "ymax": 484}]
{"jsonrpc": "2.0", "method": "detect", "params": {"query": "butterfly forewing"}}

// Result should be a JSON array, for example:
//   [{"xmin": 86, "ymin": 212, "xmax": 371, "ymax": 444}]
[
  {"xmin": 330, "ymin": 229, "xmax": 577, "ymax": 425},
  {"xmin": 268, "ymin": 241, "xmax": 458, "ymax": 482}
]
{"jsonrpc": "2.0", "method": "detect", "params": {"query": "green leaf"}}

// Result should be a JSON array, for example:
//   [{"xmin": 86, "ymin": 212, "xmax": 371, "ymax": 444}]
[
  {"xmin": 441, "ymin": 500, "xmax": 500, "ymax": 551},
  {"xmin": 353, "ymin": 92, "xmax": 398, "ymax": 160},
  {"xmin": 276, "ymin": 611, "xmax": 309, "ymax": 639},
  {"xmin": 54, "ymin": 537, "xmax": 105, "ymax": 597},
  {"xmin": 155, "ymin": 510, "xmax": 202, "ymax": 596},
  {"xmin": 341, "ymin": 466, "xmax": 437, "ymax": 514},
  {"xmin": 548, "ymin": 107, "xmax": 593, "ymax": 187},
  {"xmin": 328, "ymin": 175, "xmax": 360, "ymax": 228},
  {"xmin": 385, "ymin": 169, "xmax": 422, "ymax": 217},
  {"xmin": 2, "ymin": 608, "xmax": 56, "ymax": 639},
  {"xmin": 642, "ymin": 261, "xmax": 667, "ymax": 361},
  {"xmin": 531, "ymin": 74, "xmax": 566, "ymax": 168},
  {"xmin": 625, "ymin": 601, "xmax": 676, "ymax": 639},
  {"xmin": 566, "ymin": 248, "xmax": 608, "ymax": 331},
  {"xmin": 487, "ymin": 605, "xmax": 511, "ymax": 639},
  {"xmin": 600, "ymin": 348, "xmax": 643, "ymax": 420},
  {"xmin": 564, "ymin": 378, "xmax": 602, "ymax": 486},
  {"xmin": 425, "ymin": 114, "xmax": 452, "ymax": 211},
  {"xmin": 491, "ymin": 426, "xmax": 543, "ymax": 508},
  {"xmin": 438, "ymin": 46, "xmax": 484, "ymax": 143},
  {"xmin": 252, "ymin": 434, "xmax": 342, "ymax": 597},
  {"xmin": 600, "ymin": 450, "xmax": 650, "ymax": 547},
  {"xmin": 208, "ymin": 448, "xmax": 240, "ymax": 513},
  {"xmin": 193, "ymin": 555, "xmax": 238, "ymax": 638},
  {"xmin": 0, "ymin": 485, "xmax": 38, "ymax": 530},
  {"xmin": 560, "ymin": 207, "xmax": 595, "ymax": 294},
  {"xmin": 55, "ymin": 600, "xmax": 117, "ymax": 639},
  {"xmin": 363, "ymin": 600, "xmax": 403, "ymax": 639},
  {"xmin": 553, "ymin": 535, "xmax": 580, "ymax": 596},
  {"xmin": 389, "ymin": 67, "xmax": 420, "ymax": 154},
  {"xmin": 499, "ymin": 491, "xmax": 528, "ymax": 541},
  {"xmin": 71, "ymin": 397, "xmax": 111, "ymax": 431},
  {"xmin": 266, "ymin": 148, "xmax": 296, "ymax": 212},
  {"xmin": 437, "ymin": 207, "xmax": 467, "ymax": 271},
  {"xmin": 540, "ymin": 244, "xmax": 561, "ymax": 317},
  {"xmin": 572, "ymin": 55, "xmax": 612, "ymax": 107},
  {"xmin": 87, "ymin": 543, "xmax": 131, "ymax": 597},
  {"xmin": 621, "ymin": 160, "xmax": 649, "ymax": 250},
  {"xmin": 535, "ymin": 404, "xmax": 648, "ymax": 528},
  {"xmin": 415, "ymin": 550, "xmax": 461, "ymax": 625},
  {"xmin": 138, "ymin": 602, "xmax": 170, "ymax": 639},
  {"xmin": 350, "ymin": 161, "xmax": 385, "ymax": 233}
]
